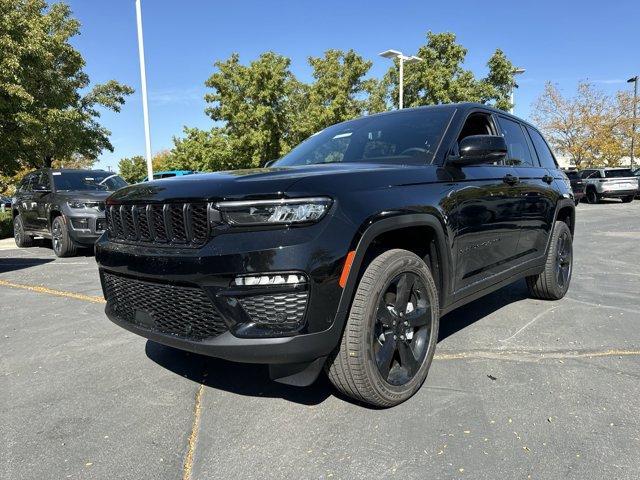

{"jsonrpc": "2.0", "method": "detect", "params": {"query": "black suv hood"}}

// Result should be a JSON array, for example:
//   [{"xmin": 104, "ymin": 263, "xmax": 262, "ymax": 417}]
[{"xmin": 107, "ymin": 163, "xmax": 441, "ymax": 203}]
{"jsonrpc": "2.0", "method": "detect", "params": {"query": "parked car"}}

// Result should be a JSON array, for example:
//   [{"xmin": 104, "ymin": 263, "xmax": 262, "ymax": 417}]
[
  {"xmin": 634, "ymin": 168, "xmax": 640, "ymax": 197},
  {"xmin": 96, "ymin": 103, "xmax": 575, "ymax": 407},
  {"xmin": 563, "ymin": 170, "xmax": 585, "ymax": 205},
  {"xmin": 0, "ymin": 195, "xmax": 11, "ymax": 210},
  {"xmin": 141, "ymin": 170, "xmax": 198, "ymax": 182},
  {"xmin": 580, "ymin": 168, "xmax": 638, "ymax": 203},
  {"xmin": 12, "ymin": 169, "xmax": 128, "ymax": 257}
]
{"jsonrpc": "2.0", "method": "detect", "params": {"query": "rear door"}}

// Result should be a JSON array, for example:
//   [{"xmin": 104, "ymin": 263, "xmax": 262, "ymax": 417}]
[
  {"xmin": 18, "ymin": 173, "xmax": 37, "ymax": 229},
  {"xmin": 447, "ymin": 110, "xmax": 522, "ymax": 292},
  {"xmin": 33, "ymin": 171, "xmax": 53, "ymax": 233}
]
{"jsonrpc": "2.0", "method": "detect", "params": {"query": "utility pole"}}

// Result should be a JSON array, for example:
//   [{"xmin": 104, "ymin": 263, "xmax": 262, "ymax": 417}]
[
  {"xmin": 379, "ymin": 50, "xmax": 423, "ymax": 110},
  {"xmin": 135, "ymin": 0, "xmax": 153, "ymax": 181},
  {"xmin": 627, "ymin": 76, "xmax": 638, "ymax": 170},
  {"xmin": 510, "ymin": 67, "xmax": 526, "ymax": 114}
]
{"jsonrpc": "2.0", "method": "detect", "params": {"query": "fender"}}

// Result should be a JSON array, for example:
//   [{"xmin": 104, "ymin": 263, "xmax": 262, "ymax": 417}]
[{"xmin": 331, "ymin": 213, "xmax": 452, "ymax": 332}]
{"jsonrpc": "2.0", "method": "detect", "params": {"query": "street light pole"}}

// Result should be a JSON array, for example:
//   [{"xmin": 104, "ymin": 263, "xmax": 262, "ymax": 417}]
[
  {"xmin": 510, "ymin": 67, "xmax": 526, "ymax": 114},
  {"xmin": 135, "ymin": 0, "xmax": 153, "ymax": 181},
  {"xmin": 628, "ymin": 76, "xmax": 638, "ymax": 170},
  {"xmin": 379, "ymin": 50, "xmax": 423, "ymax": 110}
]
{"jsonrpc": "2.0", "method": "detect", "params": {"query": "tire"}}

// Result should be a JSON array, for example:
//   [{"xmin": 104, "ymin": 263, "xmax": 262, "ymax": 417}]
[
  {"xmin": 586, "ymin": 188, "xmax": 600, "ymax": 204},
  {"xmin": 574, "ymin": 198, "xmax": 580, "ymax": 206},
  {"xmin": 526, "ymin": 221, "xmax": 573, "ymax": 300},
  {"xmin": 621, "ymin": 195, "xmax": 634, "ymax": 203},
  {"xmin": 13, "ymin": 214, "xmax": 35, "ymax": 248},
  {"xmin": 51, "ymin": 215, "xmax": 77, "ymax": 257},
  {"xmin": 326, "ymin": 249, "xmax": 440, "ymax": 407}
]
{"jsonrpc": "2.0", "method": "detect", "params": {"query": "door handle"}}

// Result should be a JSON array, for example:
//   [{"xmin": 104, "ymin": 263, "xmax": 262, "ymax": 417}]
[
  {"xmin": 503, "ymin": 174, "xmax": 519, "ymax": 185},
  {"xmin": 542, "ymin": 174, "xmax": 554, "ymax": 184}
]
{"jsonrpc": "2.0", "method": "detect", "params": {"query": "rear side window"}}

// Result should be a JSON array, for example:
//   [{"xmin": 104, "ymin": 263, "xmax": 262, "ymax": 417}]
[
  {"xmin": 19, "ymin": 174, "xmax": 34, "ymax": 192},
  {"xmin": 497, "ymin": 117, "xmax": 535, "ymax": 167},
  {"xmin": 604, "ymin": 169, "xmax": 633, "ymax": 178},
  {"xmin": 527, "ymin": 127, "xmax": 557, "ymax": 169}
]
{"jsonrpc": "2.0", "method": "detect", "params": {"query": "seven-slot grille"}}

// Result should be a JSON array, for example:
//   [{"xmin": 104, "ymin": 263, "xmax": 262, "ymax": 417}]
[
  {"xmin": 106, "ymin": 203, "xmax": 209, "ymax": 246},
  {"xmin": 103, "ymin": 273, "xmax": 227, "ymax": 340}
]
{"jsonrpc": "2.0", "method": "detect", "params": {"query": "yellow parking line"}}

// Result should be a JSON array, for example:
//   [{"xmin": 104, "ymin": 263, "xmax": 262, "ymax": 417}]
[{"xmin": 0, "ymin": 279, "xmax": 105, "ymax": 304}]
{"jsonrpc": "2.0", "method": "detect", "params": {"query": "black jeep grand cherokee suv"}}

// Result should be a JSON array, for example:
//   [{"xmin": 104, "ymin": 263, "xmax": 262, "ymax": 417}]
[{"xmin": 97, "ymin": 103, "xmax": 575, "ymax": 407}]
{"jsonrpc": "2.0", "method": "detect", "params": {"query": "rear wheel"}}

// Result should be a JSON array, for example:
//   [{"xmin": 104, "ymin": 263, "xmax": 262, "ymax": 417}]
[
  {"xmin": 526, "ymin": 221, "xmax": 572, "ymax": 300},
  {"xmin": 621, "ymin": 195, "xmax": 634, "ymax": 203},
  {"xmin": 586, "ymin": 188, "xmax": 600, "ymax": 204},
  {"xmin": 326, "ymin": 249, "xmax": 439, "ymax": 407},
  {"xmin": 13, "ymin": 214, "xmax": 35, "ymax": 248},
  {"xmin": 51, "ymin": 215, "xmax": 77, "ymax": 257}
]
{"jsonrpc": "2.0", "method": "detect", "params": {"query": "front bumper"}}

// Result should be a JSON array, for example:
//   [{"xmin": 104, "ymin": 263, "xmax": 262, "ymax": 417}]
[
  {"xmin": 600, "ymin": 189, "xmax": 637, "ymax": 198},
  {"xmin": 67, "ymin": 214, "xmax": 106, "ymax": 245},
  {"xmin": 95, "ymin": 216, "xmax": 354, "ymax": 365}
]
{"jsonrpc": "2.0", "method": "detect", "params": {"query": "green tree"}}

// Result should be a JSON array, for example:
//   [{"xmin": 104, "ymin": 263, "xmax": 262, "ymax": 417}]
[
  {"xmin": 117, "ymin": 150, "xmax": 174, "ymax": 183},
  {"xmin": 293, "ymin": 49, "xmax": 373, "ymax": 143},
  {"xmin": 373, "ymin": 32, "xmax": 516, "ymax": 111},
  {"xmin": 170, "ymin": 127, "xmax": 235, "ymax": 171},
  {"xmin": 0, "ymin": 0, "xmax": 133, "ymax": 176},
  {"xmin": 204, "ymin": 52, "xmax": 296, "ymax": 167}
]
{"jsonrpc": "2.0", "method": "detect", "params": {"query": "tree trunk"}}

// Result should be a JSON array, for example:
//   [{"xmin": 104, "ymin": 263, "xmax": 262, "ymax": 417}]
[{"xmin": 44, "ymin": 155, "xmax": 53, "ymax": 168}]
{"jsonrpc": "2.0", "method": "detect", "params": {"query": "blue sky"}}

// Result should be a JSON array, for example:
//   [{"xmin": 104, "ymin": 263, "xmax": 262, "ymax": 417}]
[{"xmin": 65, "ymin": 0, "xmax": 640, "ymax": 171}]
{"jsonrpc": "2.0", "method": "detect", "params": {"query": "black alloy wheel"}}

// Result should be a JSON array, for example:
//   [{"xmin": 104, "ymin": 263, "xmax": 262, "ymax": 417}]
[
  {"xmin": 373, "ymin": 272, "xmax": 432, "ymax": 386},
  {"xmin": 555, "ymin": 229, "xmax": 572, "ymax": 290}
]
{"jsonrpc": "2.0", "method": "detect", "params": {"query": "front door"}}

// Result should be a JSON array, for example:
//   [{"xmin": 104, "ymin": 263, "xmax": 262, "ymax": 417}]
[{"xmin": 446, "ymin": 111, "xmax": 522, "ymax": 293}]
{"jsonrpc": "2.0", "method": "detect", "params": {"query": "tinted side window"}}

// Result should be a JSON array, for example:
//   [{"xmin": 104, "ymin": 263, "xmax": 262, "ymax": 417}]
[
  {"xmin": 527, "ymin": 127, "xmax": 557, "ymax": 169},
  {"xmin": 497, "ymin": 117, "xmax": 535, "ymax": 167},
  {"xmin": 19, "ymin": 175, "xmax": 34, "ymax": 193},
  {"xmin": 37, "ymin": 172, "xmax": 51, "ymax": 190}
]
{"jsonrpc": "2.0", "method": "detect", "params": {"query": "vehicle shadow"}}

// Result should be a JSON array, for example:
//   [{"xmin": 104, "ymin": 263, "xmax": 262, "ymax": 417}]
[
  {"xmin": 0, "ymin": 257, "xmax": 55, "ymax": 273},
  {"xmin": 146, "ymin": 279, "xmax": 530, "ymax": 407},
  {"xmin": 438, "ymin": 279, "xmax": 529, "ymax": 341},
  {"xmin": 145, "ymin": 340, "xmax": 332, "ymax": 406}
]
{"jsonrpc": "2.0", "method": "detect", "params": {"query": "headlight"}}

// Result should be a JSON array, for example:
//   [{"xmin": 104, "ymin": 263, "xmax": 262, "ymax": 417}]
[
  {"xmin": 216, "ymin": 197, "xmax": 332, "ymax": 226},
  {"xmin": 67, "ymin": 201, "xmax": 100, "ymax": 209}
]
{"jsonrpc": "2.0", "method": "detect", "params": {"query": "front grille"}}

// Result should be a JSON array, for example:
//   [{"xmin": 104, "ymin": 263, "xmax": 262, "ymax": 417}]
[
  {"xmin": 240, "ymin": 292, "xmax": 308, "ymax": 330},
  {"xmin": 103, "ymin": 273, "xmax": 227, "ymax": 340},
  {"xmin": 106, "ymin": 202, "xmax": 209, "ymax": 247}
]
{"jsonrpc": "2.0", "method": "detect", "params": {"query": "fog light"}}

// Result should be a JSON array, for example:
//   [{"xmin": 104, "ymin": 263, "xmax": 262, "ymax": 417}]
[
  {"xmin": 70, "ymin": 218, "xmax": 89, "ymax": 230},
  {"xmin": 233, "ymin": 273, "xmax": 306, "ymax": 286}
]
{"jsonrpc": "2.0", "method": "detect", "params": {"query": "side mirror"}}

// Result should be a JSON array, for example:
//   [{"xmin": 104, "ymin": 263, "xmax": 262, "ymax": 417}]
[{"xmin": 449, "ymin": 135, "xmax": 507, "ymax": 166}]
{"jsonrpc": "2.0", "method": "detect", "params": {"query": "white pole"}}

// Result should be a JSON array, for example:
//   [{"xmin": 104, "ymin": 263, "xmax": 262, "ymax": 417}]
[
  {"xmin": 135, "ymin": 0, "xmax": 153, "ymax": 180},
  {"xmin": 510, "ymin": 86, "xmax": 515, "ymax": 114},
  {"xmin": 398, "ymin": 57, "xmax": 404, "ymax": 110}
]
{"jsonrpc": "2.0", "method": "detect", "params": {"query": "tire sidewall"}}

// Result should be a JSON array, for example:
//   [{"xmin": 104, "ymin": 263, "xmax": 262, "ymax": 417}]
[
  {"xmin": 548, "ymin": 221, "xmax": 573, "ymax": 298},
  {"xmin": 358, "ymin": 251, "xmax": 440, "ymax": 402}
]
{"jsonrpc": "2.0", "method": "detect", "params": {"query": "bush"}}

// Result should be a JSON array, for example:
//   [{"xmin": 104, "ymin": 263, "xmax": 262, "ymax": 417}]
[{"xmin": 0, "ymin": 211, "xmax": 13, "ymax": 239}]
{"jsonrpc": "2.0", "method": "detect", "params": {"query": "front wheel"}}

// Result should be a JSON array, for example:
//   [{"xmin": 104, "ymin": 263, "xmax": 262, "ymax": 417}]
[
  {"xmin": 51, "ymin": 216, "xmax": 77, "ymax": 257},
  {"xmin": 326, "ymin": 249, "xmax": 440, "ymax": 407},
  {"xmin": 526, "ymin": 221, "xmax": 573, "ymax": 300},
  {"xmin": 586, "ymin": 189, "xmax": 600, "ymax": 204}
]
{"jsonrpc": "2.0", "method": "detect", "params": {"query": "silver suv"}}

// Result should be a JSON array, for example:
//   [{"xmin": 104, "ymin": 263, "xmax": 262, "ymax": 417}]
[{"xmin": 580, "ymin": 168, "xmax": 638, "ymax": 203}]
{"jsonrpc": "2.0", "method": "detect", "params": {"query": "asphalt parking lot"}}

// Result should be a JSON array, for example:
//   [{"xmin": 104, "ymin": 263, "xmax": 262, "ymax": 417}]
[{"xmin": 1, "ymin": 201, "xmax": 639, "ymax": 480}]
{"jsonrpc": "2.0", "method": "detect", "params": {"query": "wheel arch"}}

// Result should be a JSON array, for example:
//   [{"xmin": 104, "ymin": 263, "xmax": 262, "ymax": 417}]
[{"xmin": 333, "ymin": 213, "xmax": 452, "ymax": 331}]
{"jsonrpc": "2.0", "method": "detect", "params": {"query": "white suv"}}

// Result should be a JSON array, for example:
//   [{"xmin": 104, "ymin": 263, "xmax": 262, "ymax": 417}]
[{"xmin": 580, "ymin": 168, "xmax": 638, "ymax": 203}]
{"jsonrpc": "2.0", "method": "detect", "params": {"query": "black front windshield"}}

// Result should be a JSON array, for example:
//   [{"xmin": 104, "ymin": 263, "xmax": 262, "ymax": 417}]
[
  {"xmin": 273, "ymin": 109, "xmax": 453, "ymax": 167},
  {"xmin": 53, "ymin": 172, "xmax": 128, "ymax": 191}
]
